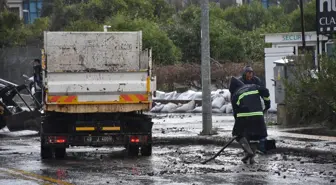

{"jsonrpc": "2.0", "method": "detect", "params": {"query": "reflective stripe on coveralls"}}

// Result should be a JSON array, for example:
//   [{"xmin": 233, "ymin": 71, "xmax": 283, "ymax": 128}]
[
  {"xmin": 263, "ymin": 97, "xmax": 270, "ymax": 101},
  {"xmin": 236, "ymin": 90, "xmax": 259, "ymax": 105},
  {"xmin": 236, "ymin": 111, "xmax": 263, "ymax": 117}
]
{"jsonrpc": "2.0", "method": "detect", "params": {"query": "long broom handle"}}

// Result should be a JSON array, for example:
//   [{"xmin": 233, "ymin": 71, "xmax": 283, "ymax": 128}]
[{"xmin": 201, "ymin": 136, "xmax": 237, "ymax": 164}]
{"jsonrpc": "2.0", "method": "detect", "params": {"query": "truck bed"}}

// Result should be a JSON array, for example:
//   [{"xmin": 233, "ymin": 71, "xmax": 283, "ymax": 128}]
[
  {"xmin": 43, "ymin": 31, "xmax": 155, "ymax": 113},
  {"xmin": 44, "ymin": 31, "xmax": 145, "ymax": 72}
]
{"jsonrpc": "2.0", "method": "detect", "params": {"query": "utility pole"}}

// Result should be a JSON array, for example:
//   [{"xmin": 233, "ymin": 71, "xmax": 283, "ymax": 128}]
[
  {"xmin": 200, "ymin": 0, "xmax": 212, "ymax": 135},
  {"xmin": 299, "ymin": 0, "xmax": 306, "ymax": 51}
]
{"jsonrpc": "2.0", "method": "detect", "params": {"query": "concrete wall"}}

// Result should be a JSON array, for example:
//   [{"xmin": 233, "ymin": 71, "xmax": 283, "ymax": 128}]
[{"xmin": 0, "ymin": 46, "xmax": 41, "ymax": 85}]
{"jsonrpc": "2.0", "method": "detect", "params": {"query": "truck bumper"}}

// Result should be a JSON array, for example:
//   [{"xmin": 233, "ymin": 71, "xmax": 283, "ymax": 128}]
[
  {"xmin": 45, "ymin": 104, "xmax": 150, "ymax": 113},
  {"xmin": 42, "ymin": 133, "xmax": 152, "ymax": 147}
]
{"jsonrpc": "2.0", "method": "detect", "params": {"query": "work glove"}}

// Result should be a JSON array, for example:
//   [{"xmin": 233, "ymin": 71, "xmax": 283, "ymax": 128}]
[{"xmin": 263, "ymin": 103, "xmax": 270, "ymax": 113}]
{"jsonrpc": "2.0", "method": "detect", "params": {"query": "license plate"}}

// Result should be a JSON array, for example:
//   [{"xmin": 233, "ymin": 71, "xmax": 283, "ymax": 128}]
[{"xmin": 84, "ymin": 136, "xmax": 114, "ymax": 143}]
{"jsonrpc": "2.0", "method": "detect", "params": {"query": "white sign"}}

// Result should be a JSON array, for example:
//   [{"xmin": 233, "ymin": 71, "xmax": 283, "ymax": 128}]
[
  {"xmin": 265, "ymin": 32, "xmax": 319, "ymax": 44},
  {"xmin": 317, "ymin": 0, "xmax": 336, "ymax": 33}
]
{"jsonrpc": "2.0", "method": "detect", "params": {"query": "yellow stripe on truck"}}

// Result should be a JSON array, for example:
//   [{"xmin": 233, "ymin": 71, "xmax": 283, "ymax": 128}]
[
  {"xmin": 76, "ymin": 127, "xmax": 95, "ymax": 131},
  {"xmin": 47, "ymin": 94, "xmax": 149, "ymax": 104},
  {"xmin": 47, "ymin": 96, "xmax": 78, "ymax": 103},
  {"xmin": 101, "ymin": 127, "xmax": 121, "ymax": 131}
]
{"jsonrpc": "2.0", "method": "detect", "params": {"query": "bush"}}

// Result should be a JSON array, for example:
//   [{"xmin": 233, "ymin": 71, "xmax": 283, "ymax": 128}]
[
  {"xmin": 284, "ymin": 54, "xmax": 336, "ymax": 128},
  {"xmin": 154, "ymin": 62, "xmax": 264, "ymax": 91}
]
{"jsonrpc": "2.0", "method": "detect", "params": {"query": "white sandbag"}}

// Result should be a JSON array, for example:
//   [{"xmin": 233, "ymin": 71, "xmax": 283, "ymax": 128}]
[
  {"xmin": 225, "ymin": 103, "xmax": 233, "ymax": 113},
  {"xmin": 211, "ymin": 95, "xmax": 225, "ymax": 109},
  {"xmin": 150, "ymin": 104, "xmax": 164, "ymax": 112},
  {"xmin": 220, "ymin": 104, "xmax": 228, "ymax": 113},
  {"xmin": 222, "ymin": 89, "xmax": 231, "ymax": 102},
  {"xmin": 191, "ymin": 106, "xmax": 202, "ymax": 113},
  {"xmin": 164, "ymin": 91, "xmax": 177, "ymax": 100},
  {"xmin": 212, "ymin": 108, "xmax": 222, "ymax": 113},
  {"xmin": 154, "ymin": 90, "xmax": 166, "ymax": 100},
  {"xmin": 161, "ymin": 103, "xmax": 178, "ymax": 113},
  {"xmin": 193, "ymin": 92, "xmax": 202, "ymax": 100},
  {"xmin": 174, "ymin": 100, "xmax": 196, "ymax": 112},
  {"xmin": 176, "ymin": 90, "xmax": 196, "ymax": 100}
]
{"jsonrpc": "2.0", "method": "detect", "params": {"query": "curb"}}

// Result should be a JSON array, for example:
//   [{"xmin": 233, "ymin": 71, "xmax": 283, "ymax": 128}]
[{"xmin": 153, "ymin": 136, "xmax": 336, "ymax": 156}]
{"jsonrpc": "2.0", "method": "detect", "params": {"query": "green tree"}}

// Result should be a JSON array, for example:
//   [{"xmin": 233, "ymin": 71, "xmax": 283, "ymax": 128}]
[
  {"xmin": 0, "ymin": 11, "xmax": 27, "ymax": 47},
  {"xmin": 0, "ymin": 0, "xmax": 7, "ymax": 12},
  {"xmin": 223, "ymin": 1, "xmax": 270, "ymax": 31},
  {"xmin": 106, "ymin": 14, "xmax": 181, "ymax": 64},
  {"xmin": 289, "ymin": 0, "xmax": 316, "ymax": 32}
]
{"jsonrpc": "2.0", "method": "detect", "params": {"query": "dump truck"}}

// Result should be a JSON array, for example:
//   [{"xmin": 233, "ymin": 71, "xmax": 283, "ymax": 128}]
[{"xmin": 40, "ymin": 31, "xmax": 156, "ymax": 159}]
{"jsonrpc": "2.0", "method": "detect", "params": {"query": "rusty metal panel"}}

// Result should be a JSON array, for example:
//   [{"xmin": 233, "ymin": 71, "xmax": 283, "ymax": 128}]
[
  {"xmin": 44, "ymin": 31, "xmax": 142, "ymax": 72},
  {"xmin": 45, "ymin": 103, "xmax": 150, "ymax": 113}
]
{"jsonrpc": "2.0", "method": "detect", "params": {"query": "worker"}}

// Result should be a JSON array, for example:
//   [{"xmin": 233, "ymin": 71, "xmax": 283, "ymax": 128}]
[
  {"xmin": 33, "ymin": 59, "xmax": 43, "ymax": 105},
  {"xmin": 33, "ymin": 59, "xmax": 42, "ymax": 87},
  {"xmin": 238, "ymin": 65, "xmax": 267, "ymax": 154},
  {"xmin": 238, "ymin": 65, "xmax": 263, "ymax": 86},
  {"xmin": 229, "ymin": 76, "xmax": 270, "ymax": 164}
]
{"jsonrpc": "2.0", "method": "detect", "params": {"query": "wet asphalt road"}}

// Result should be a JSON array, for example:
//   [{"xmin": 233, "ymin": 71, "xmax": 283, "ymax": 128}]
[{"xmin": 0, "ymin": 131, "xmax": 336, "ymax": 185}]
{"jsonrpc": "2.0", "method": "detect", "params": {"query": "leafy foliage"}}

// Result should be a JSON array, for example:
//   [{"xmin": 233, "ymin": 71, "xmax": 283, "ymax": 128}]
[
  {"xmin": 284, "ymin": 54, "xmax": 336, "ymax": 128},
  {"xmin": 0, "ymin": 0, "xmax": 318, "ymax": 63}
]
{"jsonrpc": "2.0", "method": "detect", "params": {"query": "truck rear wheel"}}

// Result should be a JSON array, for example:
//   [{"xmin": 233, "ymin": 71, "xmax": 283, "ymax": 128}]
[
  {"xmin": 55, "ymin": 148, "xmax": 66, "ymax": 159},
  {"xmin": 141, "ymin": 144, "xmax": 152, "ymax": 156},
  {"xmin": 41, "ymin": 145, "xmax": 53, "ymax": 159},
  {"xmin": 128, "ymin": 145, "xmax": 139, "ymax": 156}
]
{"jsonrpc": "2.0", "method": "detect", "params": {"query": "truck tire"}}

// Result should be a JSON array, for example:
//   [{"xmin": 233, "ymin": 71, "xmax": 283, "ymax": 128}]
[
  {"xmin": 141, "ymin": 144, "xmax": 152, "ymax": 156},
  {"xmin": 128, "ymin": 145, "xmax": 139, "ymax": 156},
  {"xmin": 41, "ymin": 145, "xmax": 53, "ymax": 159},
  {"xmin": 55, "ymin": 148, "xmax": 66, "ymax": 159}
]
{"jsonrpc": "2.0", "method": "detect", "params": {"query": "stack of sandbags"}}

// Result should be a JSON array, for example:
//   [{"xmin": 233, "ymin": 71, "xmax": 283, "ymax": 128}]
[
  {"xmin": 176, "ymin": 90, "xmax": 197, "ymax": 100},
  {"xmin": 153, "ymin": 90, "xmax": 166, "ymax": 100},
  {"xmin": 150, "ymin": 103, "xmax": 165, "ymax": 112},
  {"xmin": 174, "ymin": 100, "xmax": 196, "ymax": 113},
  {"xmin": 164, "ymin": 91, "xmax": 179, "ymax": 100},
  {"xmin": 160, "ymin": 102, "xmax": 179, "ymax": 113}
]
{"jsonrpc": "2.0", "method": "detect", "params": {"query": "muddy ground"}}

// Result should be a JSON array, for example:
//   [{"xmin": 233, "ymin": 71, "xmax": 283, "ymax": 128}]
[{"xmin": 0, "ymin": 131, "xmax": 335, "ymax": 185}]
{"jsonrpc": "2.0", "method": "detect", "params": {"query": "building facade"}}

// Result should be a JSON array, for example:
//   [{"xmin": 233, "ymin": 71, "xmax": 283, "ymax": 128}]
[{"xmin": 6, "ymin": 0, "xmax": 42, "ymax": 24}]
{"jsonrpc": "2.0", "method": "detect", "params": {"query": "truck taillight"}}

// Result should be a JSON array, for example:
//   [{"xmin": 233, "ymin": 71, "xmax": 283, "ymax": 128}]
[
  {"xmin": 130, "ymin": 136, "xmax": 140, "ymax": 143},
  {"xmin": 48, "ymin": 136, "xmax": 67, "ymax": 144}
]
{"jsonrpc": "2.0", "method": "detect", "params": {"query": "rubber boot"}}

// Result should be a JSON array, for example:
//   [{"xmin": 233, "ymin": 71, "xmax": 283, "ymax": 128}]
[
  {"xmin": 258, "ymin": 138, "xmax": 266, "ymax": 154},
  {"xmin": 249, "ymin": 143, "xmax": 257, "ymax": 164},
  {"xmin": 238, "ymin": 137, "xmax": 254, "ymax": 164}
]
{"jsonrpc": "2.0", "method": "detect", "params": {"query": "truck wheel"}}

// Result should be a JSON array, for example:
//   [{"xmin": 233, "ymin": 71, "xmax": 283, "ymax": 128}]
[
  {"xmin": 55, "ymin": 148, "xmax": 66, "ymax": 159},
  {"xmin": 41, "ymin": 145, "xmax": 53, "ymax": 159},
  {"xmin": 141, "ymin": 144, "xmax": 152, "ymax": 156},
  {"xmin": 128, "ymin": 145, "xmax": 139, "ymax": 156}
]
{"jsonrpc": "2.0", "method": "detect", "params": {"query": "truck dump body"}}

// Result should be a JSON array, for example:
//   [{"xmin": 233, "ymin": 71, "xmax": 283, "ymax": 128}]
[
  {"xmin": 43, "ymin": 31, "xmax": 155, "ymax": 113},
  {"xmin": 40, "ymin": 31, "xmax": 155, "ymax": 159}
]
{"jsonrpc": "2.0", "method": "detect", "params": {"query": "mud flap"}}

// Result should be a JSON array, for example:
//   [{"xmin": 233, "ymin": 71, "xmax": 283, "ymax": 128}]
[{"xmin": 5, "ymin": 110, "xmax": 41, "ymax": 132}]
